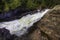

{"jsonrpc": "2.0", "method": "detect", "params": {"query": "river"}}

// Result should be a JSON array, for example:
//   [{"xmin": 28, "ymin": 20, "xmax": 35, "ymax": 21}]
[{"xmin": 0, "ymin": 9, "xmax": 50, "ymax": 36}]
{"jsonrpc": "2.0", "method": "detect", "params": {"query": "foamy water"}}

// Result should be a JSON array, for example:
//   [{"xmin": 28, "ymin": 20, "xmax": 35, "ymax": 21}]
[{"xmin": 0, "ymin": 9, "xmax": 50, "ymax": 36}]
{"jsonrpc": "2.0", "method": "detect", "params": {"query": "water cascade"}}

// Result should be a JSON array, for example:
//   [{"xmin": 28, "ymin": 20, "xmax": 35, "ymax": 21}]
[{"xmin": 0, "ymin": 9, "xmax": 50, "ymax": 36}]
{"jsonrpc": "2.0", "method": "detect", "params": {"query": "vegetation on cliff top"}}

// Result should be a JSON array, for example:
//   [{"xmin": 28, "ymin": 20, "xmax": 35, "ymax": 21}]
[{"xmin": 0, "ymin": 0, "xmax": 60, "ymax": 12}]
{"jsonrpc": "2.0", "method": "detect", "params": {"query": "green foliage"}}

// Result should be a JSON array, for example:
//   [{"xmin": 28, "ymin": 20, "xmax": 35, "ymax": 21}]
[
  {"xmin": 5, "ymin": 0, "xmax": 21, "ymax": 11},
  {"xmin": 40, "ymin": 0, "xmax": 60, "ymax": 8},
  {"xmin": 40, "ymin": 0, "xmax": 47, "ymax": 8},
  {"xmin": 0, "ymin": 0, "xmax": 60, "ymax": 12},
  {"xmin": 26, "ymin": 0, "xmax": 39, "ymax": 10},
  {"xmin": 0, "ymin": 0, "xmax": 21, "ymax": 12},
  {"xmin": 20, "ymin": 0, "xmax": 27, "ymax": 7}
]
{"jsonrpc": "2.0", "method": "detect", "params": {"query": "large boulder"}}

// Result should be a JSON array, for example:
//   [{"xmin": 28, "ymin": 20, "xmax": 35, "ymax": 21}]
[{"xmin": 37, "ymin": 5, "xmax": 60, "ymax": 40}]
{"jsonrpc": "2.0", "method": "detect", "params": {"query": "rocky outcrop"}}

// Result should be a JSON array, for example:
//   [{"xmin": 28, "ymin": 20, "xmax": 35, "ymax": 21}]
[{"xmin": 36, "ymin": 5, "xmax": 60, "ymax": 40}]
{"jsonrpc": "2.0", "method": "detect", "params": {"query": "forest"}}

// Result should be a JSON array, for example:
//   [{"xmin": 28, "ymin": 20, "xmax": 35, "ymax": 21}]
[{"xmin": 0, "ymin": 0, "xmax": 60, "ymax": 12}]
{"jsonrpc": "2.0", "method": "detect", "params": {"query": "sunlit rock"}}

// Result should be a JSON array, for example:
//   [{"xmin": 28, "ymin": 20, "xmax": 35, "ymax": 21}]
[{"xmin": 37, "ymin": 5, "xmax": 60, "ymax": 40}]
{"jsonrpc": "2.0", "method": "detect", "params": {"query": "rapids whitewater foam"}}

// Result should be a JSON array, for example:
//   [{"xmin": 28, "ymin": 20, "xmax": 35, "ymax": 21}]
[{"xmin": 0, "ymin": 9, "xmax": 50, "ymax": 36}]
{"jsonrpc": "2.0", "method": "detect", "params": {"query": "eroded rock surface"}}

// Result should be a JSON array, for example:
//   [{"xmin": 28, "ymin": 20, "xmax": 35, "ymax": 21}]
[{"xmin": 37, "ymin": 5, "xmax": 60, "ymax": 40}]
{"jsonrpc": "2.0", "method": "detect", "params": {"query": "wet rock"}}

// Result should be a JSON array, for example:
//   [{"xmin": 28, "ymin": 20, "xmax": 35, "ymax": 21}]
[
  {"xmin": 37, "ymin": 5, "xmax": 60, "ymax": 40},
  {"xmin": 28, "ymin": 29, "xmax": 42, "ymax": 40}
]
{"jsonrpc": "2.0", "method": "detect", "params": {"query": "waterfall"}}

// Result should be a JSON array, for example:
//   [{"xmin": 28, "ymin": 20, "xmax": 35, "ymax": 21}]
[{"xmin": 0, "ymin": 9, "xmax": 50, "ymax": 36}]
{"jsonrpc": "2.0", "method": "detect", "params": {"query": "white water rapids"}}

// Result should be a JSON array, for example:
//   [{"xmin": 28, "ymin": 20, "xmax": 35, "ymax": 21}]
[{"xmin": 0, "ymin": 9, "xmax": 49, "ymax": 36}]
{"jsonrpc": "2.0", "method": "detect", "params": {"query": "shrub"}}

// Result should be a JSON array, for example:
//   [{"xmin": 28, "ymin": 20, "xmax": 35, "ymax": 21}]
[{"xmin": 0, "ymin": 0, "xmax": 60, "ymax": 12}]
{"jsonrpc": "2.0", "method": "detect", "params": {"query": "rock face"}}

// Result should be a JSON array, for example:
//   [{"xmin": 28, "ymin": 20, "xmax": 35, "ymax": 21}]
[{"xmin": 37, "ymin": 5, "xmax": 60, "ymax": 40}]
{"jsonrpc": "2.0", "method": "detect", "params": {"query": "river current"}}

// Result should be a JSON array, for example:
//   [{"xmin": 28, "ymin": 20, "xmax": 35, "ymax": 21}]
[{"xmin": 0, "ymin": 9, "xmax": 49, "ymax": 36}]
